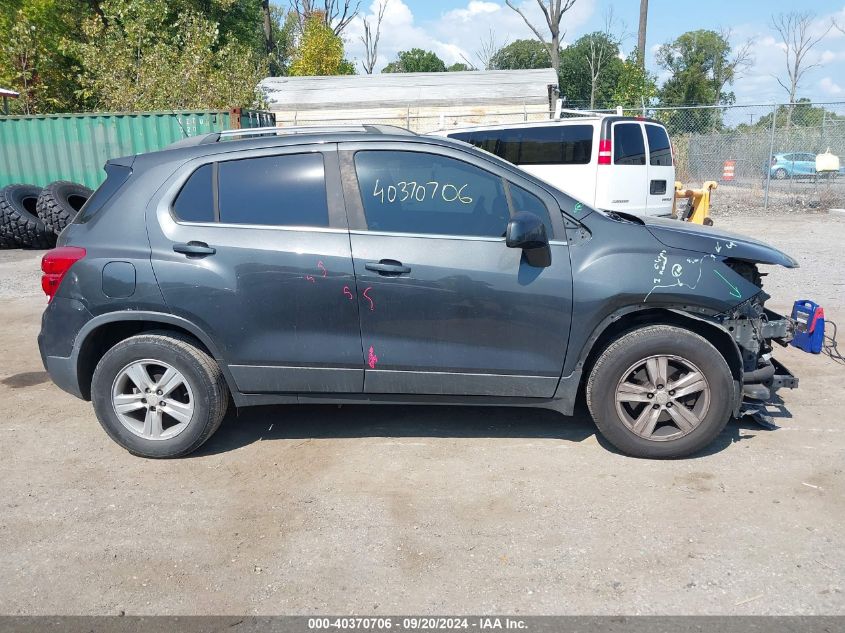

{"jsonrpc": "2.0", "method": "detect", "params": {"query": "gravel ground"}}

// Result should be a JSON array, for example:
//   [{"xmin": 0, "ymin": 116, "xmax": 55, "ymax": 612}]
[{"xmin": 0, "ymin": 213, "xmax": 843, "ymax": 615}]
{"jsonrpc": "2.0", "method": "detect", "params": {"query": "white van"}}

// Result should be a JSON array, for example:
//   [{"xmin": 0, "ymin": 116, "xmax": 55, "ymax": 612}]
[{"xmin": 432, "ymin": 115, "xmax": 675, "ymax": 217}]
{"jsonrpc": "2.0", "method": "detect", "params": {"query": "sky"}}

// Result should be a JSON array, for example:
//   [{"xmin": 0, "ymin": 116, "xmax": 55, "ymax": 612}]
[{"xmin": 315, "ymin": 0, "xmax": 845, "ymax": 106}]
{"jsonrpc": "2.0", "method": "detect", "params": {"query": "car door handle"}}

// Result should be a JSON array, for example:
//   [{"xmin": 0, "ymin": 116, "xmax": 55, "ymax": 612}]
[
  {"xmin": 365, "ymin": 260, "xmax": 411, "ymax": 275},
  {"xmin": 173, "ymin": 241, "xmax": 216, "ymax": 257}
]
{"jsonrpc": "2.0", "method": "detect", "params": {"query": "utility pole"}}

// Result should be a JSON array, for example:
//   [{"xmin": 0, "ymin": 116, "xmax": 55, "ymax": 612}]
[{"xmin": 637, "ymin": 0, "xmax": 648, "ymax": 68}]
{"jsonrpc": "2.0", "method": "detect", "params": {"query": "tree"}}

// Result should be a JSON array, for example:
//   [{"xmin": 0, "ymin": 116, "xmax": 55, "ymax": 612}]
[
  {"xmin": 656, "ymin": 30, "xmax": 738, "ymax": 131},
  {"xmin": 290, "ymin": 12, "xmax": 354, "ymax": 76},
  {"xmin": 771, "ymin": 11, "xmax": 832, "ymax": 128},
  {"xmin": 504, "ymin": 0, "xmax": 578, "ymax": 74},
  {"xmin": 0, "ymin": 1, "xmax": 88, "ymax": 114},
  {"xmin": 582, "ymin": 9, "xmax": 625, "ymax": 109},
  {"xmin": 610, "ymin": 50, "xmax": 657, "ymax": 108},
  {"xmin": 558, "ymin": 32, "xmax": 623, "ymax": 109},
  {"xmin": 360, "ymin": 0, "xmax": 388, "ymax": 74},
  {"xmin": 489, "ymin": 39, "xmax": 551, "ymax": 70},
  {"xmin": 738, "ymin": 98, "xmax": 842, "ymax": 132},
  {"xmin": 471, "ymin": 28, "xmax": 507, "ymax": 71},
  {"xmin": 382, "ymin": 48, "xmax": 446, "ymax": 73},
  {"xmin": 73, "ymin": 0, "xmax": 267, "ymax": 110},
  {"xmin": 291, "ymin": 0, "xmax": 360, "ymax": 36},
  {"xmin": 270, "ymin": 6, "xmax": 298, "ymax": 76},
  {"xmin": 1, "ymin": 0, "xmax": 311, "ymax": 113},
  {"xmin": 712, "ymin": 28, "xmax": 754, "ymax": 106},
  {"xmin": 447, "ymin": 62, "xmax": 471, "ymax": 72}
]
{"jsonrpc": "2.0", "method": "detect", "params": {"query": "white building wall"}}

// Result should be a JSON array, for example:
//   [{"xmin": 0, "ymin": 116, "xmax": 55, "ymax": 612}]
[{"xmin": 274, "ymin": 103, "xmax": 554, "ymax": 134}]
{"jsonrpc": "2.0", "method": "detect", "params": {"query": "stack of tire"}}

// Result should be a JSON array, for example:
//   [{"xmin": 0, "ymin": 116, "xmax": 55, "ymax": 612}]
[{"xmin": 0, "ymin": 181, "xmax": 92, "ymax": 249}]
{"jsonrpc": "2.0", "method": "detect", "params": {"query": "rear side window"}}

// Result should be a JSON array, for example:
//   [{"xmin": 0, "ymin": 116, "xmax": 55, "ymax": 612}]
[
  {"xmin": 451, "ymin": 125, "xmax": 593, "ymax": 165},
  {"xmin": 171, "ymin": 153, "xmax": 330, "ymax": 227},
  {"xmin": 172, "ymin": 164, "xmax": 214, "ymax": 222},
  {"xmin": 74, "ymin": 163, "xmax": 132, "ymax": 223},
  {"xmin": 515, "ymin": 125, "xmax": 592, "ymax": 165},
  {"xmin": 645, "ymin": 125, "xmax": 672, "ymax": 166},
  {"xmin": 218, "ymin": 153, "xmax": 328, "ymax": 227},
  {"xmin": 613, "ymin": 123, "xmax": 646, "ymax": 166}
]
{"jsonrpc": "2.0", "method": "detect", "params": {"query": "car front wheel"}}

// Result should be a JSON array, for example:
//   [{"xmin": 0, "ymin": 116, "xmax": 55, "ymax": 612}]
[
  {"xmin": 586, "ymin": 325, "xmax": 734, "ymax": 458},
  {"xmin": 91, "ymin": 332, "xmax": 229, "ymax": 458}
]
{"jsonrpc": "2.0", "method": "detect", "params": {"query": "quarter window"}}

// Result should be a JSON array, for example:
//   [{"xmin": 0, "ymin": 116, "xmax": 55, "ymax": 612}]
[
  {"xmin": 613, "ymin": 123, "xmax": 646, "ymax": 166},
  {"xmin": 172, "ymin": 164, "xmax": 214, "ymax": 223},
  {"xmin": 217, "ymin": 153, "xmax": 329, "ymax": 227},
  {"xmin": 354, "ymin": 150, "xmax": 552, "ymax": 238}
]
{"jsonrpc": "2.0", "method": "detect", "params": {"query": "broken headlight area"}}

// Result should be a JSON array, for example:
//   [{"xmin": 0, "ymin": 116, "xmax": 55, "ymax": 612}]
[{"xmin": 719, "ymin": 260, "xmax": 798, "ymax": 427}]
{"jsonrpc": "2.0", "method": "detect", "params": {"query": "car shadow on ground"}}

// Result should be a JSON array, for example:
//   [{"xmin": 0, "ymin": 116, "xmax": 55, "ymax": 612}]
[{"xmin": 193, "ymin": 402, "xmax": 776, "ymax": 459}]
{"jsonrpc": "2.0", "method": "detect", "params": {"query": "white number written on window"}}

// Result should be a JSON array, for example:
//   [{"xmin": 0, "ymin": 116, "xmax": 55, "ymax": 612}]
[{"xmin": 372, "ymin": 179, "xmax": 473, "ymax": 205}]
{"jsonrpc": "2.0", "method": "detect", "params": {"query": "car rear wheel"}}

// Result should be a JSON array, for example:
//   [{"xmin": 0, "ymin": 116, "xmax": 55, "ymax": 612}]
[
  {"xmin": 91, "ymin": 332, "xmax": 228, "ymax": 458},
  {"xmin": 586, "ymin": 325, "xmax": 734, "ymax": 458},
  {"xmin": 774, "ymin": 168, "xmax": 788, "ymax": 180}
]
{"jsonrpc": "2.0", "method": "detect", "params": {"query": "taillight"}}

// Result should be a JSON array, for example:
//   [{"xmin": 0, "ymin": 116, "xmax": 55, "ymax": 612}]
[
  {"xmin": 771, "ymin": 157, "xmax": 777, "ymax": 166},
  {"xmin": 598, "ymin": 139, "xmax": 612, "ymax": 165},
  {"xmin": 41, "ymin": 246, "xmax": 86, "ymax": 301}
]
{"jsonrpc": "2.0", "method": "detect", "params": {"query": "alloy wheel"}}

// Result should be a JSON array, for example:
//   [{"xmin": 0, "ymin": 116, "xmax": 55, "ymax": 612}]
[
  {"xmin": 614, "ymin": 354, "xmax": 711, "ymax": 441},
  {"xmin": 111, "ymin": 359, "xmax": 195, "ymax": 440}
]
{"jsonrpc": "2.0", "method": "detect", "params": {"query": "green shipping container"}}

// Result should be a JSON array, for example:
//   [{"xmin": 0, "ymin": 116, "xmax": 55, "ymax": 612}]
[{"xmin": 0, "ymin": 109, "xmax": 274, "ymax": 190}]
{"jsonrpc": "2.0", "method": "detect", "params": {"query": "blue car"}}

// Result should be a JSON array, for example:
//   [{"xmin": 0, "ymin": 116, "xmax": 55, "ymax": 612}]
[{"xmin": 768, "ymin": 151, "xmax": 844, "ymax": 180}]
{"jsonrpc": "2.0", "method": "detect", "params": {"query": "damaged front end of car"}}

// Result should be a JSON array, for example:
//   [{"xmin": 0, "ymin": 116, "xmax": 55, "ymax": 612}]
[
  {"xmin": 716, "ymin": 259, "xmax": 798, "ymax": 427},
  {"xmin": 641, "ymin": 217, "xmax": 801, "ymax": 428}
]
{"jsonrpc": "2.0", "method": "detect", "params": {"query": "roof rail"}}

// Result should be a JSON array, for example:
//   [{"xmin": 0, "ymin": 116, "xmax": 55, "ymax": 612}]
[
  {"xmin": 553, "ymin": 99, "xmax": 620, "ymax": 119},
  {"xmin": 166, "ymin": 123, "xmax": 415, "ymax": 149},
  {"xmin": 555, "ymin": 107, "xmax": 619, "ymax": 119}
]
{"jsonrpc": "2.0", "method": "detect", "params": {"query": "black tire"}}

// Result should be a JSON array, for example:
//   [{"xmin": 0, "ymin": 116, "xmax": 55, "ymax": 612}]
[
  {"xmin": 91, "ymin": 332, "xmax": 229, "ymax": 458},
  {"xmin": 774, "ymin": 168, "xmax": 788, "ymax": 180},
  {"xmin": 0, "ymin": 232, "xmax": 17, "ymax": 249},
  {"xmin": 36, "ymin": 180, "xmax": 92, "ymax": 235},
  {"xmin": 0, "ymin": 184, "xmax": 56, "ymax": 249},
  {"xmin": 586, "ymin": 325, "xmax": 734, "ymax": 459}
]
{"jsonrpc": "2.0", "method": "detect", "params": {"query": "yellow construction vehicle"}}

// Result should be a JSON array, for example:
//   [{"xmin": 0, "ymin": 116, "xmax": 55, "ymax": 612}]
[{"xmin": 673, "ymin": 181, "xmax": 717, "ymax": 226}]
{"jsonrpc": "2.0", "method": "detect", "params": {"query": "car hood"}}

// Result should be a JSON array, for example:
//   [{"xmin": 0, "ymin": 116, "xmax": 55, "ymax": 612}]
[{"xmin": 637, "ymin": 216, "xmax": 799, "ymax": 268}]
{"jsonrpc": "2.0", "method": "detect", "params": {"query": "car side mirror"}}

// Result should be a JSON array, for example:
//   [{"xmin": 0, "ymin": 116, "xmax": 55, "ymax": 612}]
[{"xmin": 506, "ymin": 211, "xmax": 551, "ymax": 268}]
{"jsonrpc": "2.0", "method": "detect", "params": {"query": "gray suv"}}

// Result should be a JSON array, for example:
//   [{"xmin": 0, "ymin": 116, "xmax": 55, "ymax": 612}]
[{"xmin": 38, "ymin": 125, "xmax": 799, "ymax": 459}]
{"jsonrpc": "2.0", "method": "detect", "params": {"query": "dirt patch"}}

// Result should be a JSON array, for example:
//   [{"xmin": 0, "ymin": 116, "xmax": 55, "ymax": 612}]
[{"xmin": 0, "ymin": 215, "xmax": 843, "ymax": 615}]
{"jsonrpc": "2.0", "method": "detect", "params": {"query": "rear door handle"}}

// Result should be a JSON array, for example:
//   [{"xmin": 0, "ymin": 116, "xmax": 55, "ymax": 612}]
[
  {"xmin": 173, "ymin": 241, "xmax": 216, "ymax": 257},
  {"xmin": 365, "ymin": 260, "xmax": 411, "ymax": 275}
]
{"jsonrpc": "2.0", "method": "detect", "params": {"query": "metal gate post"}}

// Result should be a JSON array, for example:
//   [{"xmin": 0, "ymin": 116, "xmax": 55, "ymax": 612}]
[{"xmin": 764, "ymin": 104, "xmax": 777, "ymax": 211}]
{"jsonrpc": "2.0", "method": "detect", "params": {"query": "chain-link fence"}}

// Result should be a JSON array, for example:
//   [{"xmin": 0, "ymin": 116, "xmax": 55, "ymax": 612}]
[
  {"xmin": 618, "ymin": 102, "xmax": 845, "ymax": 214},
  {"xmin": 276, "ymin": 101, "xmax": 845, "ymax": 214}
]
